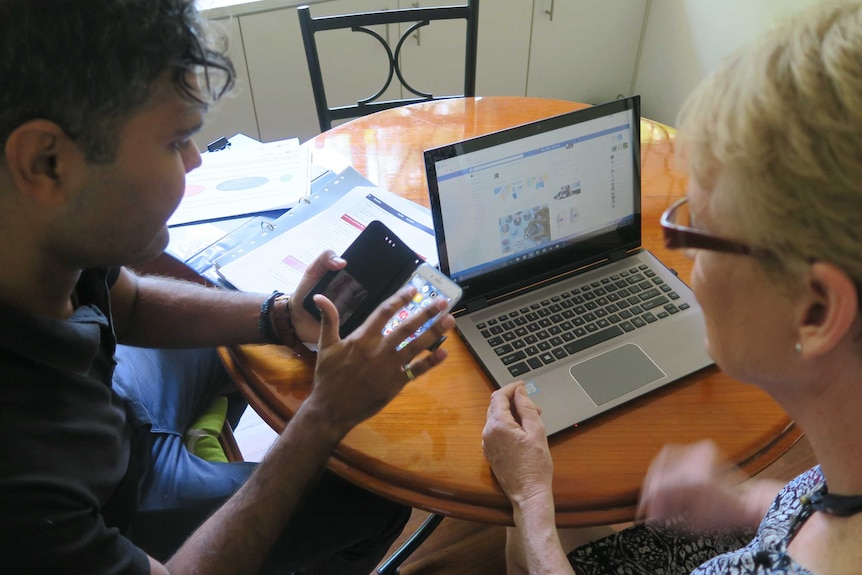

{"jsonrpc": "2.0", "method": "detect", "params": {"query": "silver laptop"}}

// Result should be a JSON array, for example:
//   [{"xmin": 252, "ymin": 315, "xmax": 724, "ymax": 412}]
[{"xmin": 423, "ymin": 96, "xmax": 713, "ymax": 435}]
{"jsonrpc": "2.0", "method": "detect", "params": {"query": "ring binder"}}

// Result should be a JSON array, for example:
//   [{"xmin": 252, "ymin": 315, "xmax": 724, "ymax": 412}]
[
  {"xmin": 213, "ymin": 170, "xmax": 437, "ymax": 295},
  {"xmin": 209, "ymin": 167, "xmax": 377, "ymax": 273}
]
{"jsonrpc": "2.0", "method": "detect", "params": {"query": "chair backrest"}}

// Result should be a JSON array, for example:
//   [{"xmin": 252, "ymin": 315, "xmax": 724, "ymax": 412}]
[{"xmin": 297, "ymin": 1, "xmax": 479, "ymax": 133}]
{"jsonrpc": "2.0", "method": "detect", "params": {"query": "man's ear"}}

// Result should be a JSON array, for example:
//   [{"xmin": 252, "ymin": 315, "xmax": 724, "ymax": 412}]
[
  {"xmin": 797, "ymin": 262, "xmax": 859, "ymax": 358},
  {"xmin": 4, "ymin": 119, "xmax": 78, "ymax": 206}
]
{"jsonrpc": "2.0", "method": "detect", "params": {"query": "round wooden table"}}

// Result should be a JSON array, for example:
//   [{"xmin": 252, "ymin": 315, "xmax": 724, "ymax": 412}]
[{"xmin": 220, "ymin": 97, "xmax": 800, "ymax": 527}]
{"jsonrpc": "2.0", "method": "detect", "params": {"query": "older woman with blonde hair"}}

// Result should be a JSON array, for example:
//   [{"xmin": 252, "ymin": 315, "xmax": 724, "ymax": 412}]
[{"xmin": 482, "ymin": 1, "xmax": 862, "ymax": 573}]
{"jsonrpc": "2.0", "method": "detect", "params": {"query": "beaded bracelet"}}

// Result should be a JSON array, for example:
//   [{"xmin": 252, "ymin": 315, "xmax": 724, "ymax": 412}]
[
  {"xmin": 270, "ymin": 293, "xmax": 298, "ymax": 348},
  {"xmin": 259, "ymin": 291, "xmax": 298, "ymax": 348}
]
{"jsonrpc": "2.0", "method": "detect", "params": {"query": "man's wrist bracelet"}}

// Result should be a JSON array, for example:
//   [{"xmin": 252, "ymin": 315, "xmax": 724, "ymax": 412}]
[{"xmin": 259, "ymin": 291, "xmax": 298, "ymax": 348}]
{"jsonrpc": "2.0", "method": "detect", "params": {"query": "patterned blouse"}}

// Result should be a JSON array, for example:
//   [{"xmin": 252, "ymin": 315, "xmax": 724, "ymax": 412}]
[
  {"xmin": 568, "ymin": 466, "xmax": 824, "ymax": 575},
  {"xmin": 691, "ymin": 465, "xmax": 821, "ymax": 574}
]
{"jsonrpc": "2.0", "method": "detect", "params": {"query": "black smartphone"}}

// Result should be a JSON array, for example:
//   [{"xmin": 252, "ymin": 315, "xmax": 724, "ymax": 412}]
[{"xmin": 302, "ymin": 220, "xmax": 421, "ymax": 337}]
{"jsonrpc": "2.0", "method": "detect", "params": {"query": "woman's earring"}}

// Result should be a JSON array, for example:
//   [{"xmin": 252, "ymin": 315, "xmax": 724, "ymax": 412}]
[{"xmin": 795, "ymin": 342, "xmax": 803, "ymax": 354}]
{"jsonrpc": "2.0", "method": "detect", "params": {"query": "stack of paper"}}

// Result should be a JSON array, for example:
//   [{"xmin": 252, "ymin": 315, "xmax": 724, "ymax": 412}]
[{"xmin": 168, "ymin": 136, "xmax": 310, "ymax": 226}]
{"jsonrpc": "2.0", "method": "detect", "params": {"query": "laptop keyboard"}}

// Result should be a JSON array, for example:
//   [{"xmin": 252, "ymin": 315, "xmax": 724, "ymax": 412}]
[{"xmin": 475, "ymin": 264, "xmax": 691, "ymax": 377}]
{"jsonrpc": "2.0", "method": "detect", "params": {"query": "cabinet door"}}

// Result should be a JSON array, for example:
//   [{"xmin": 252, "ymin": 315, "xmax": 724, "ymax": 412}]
[
  {"xmin": 242, "ymin": 0, "xmax": 402, "ymax": 142},
  {"xmin": 240, "ymin": 8, "xmax": 313, "ymax": 142},
  {"xmin": 303, "ymin": 0, "xmax": 403, "ymax": 109},
  {"xmin": 395, "ymin": 0, "xmax": 468, "ymax": 98},
  {"xmin": 475, "ymin": 0, "xmax": 531, "ymax": 96},
  {"xmin": 396, "ymin": 0, "xmax": 531, "ymax": 98},
  {"xmin": 196, "ymin": 17, "xmax": 259, "ymax": 148},
  {"xmin": 527, "ymin": 0, "xmax": 648, "ymax": 104}
]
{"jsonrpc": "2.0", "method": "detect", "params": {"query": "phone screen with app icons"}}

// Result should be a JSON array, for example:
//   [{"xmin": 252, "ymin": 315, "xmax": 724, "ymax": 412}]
[{"xmin": 383, "ymin": 266, "xmax": 460, "ymax": 350}]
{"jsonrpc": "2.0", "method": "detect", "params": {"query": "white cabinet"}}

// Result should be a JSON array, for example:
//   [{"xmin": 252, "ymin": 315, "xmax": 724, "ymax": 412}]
[
  {"xmin": 395, "ymin": 0, "xmax": 471, "ymax": 99},
  {"xmin": 242, "ymin": 0, "xmax": 422, "ymax": 142},
  {"xmin": 397, "ymin": 0, "xmax": 532, "ymax": 98},
  {"xmin": 526, "ymin": 0, "xmax": 648, "ymax": 104},
  {"xmin": 234, "ymin": 0, "xmax": 531, "ymax": 142},
  {"xmin": 473, "ymin": 0, "xmax": 532, "ymax": 97},
  {"xmin": 201, "ymin": 0, "xmax": 646, "ymax": 145},
  {"xmin": 300, "ymin": 0, "xmax": 403, "ymax": 110},
  {"xmin": 240, "ymin": 8, "xmax": 318, "ymax": 143}
]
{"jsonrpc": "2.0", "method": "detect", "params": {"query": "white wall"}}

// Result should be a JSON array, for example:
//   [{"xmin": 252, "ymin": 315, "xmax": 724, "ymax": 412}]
[{"xmin": 633, "ymin": 0, "xmax": 831, "ymax": 126}]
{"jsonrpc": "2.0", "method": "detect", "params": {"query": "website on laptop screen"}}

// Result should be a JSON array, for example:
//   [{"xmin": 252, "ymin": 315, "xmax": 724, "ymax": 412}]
[{"xmin": 434, "ymin": 108, "xmax": 636, "ymax": 284}]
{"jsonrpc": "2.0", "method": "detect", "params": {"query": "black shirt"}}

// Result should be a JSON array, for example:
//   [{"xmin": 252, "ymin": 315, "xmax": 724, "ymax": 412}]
[{"xmin": 0, "ymin": 268, "xmax": 148, "ymax": 574}]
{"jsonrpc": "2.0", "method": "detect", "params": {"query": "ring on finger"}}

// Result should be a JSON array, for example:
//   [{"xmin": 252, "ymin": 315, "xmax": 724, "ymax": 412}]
[{"xmin": 401, "ymin": 362, "xmax": 416, "ymax": 381}]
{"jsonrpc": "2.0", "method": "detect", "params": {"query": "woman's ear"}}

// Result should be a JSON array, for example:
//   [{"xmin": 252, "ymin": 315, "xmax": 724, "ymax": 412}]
[
  {"xmin": 4, "ymin": 119, "xmax": 77, "ymax": 206},
  {"xmin": 797, "ymin": 262, "xmax": 859, "ymax": 357}
]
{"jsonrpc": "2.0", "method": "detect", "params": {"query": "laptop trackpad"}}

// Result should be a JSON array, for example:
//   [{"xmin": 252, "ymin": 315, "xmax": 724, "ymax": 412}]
[{"xmin": 569, "ymin": 344, "xmax": 665, "ymax": 405}]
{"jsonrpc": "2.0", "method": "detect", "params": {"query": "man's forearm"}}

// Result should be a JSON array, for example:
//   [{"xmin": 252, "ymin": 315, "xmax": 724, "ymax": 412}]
[
  {"xmin": 165, "ymin": 399, "xmax": 346, "ymax": 575},
  {"xmin": 117, "ymin": 273, "xmax": 267, "ymax": 348}
]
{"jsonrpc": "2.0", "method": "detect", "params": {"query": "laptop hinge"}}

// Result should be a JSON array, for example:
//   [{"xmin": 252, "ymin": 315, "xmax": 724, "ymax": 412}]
[
  {"xmin": 461, "ymin": 298, "xmax": 489, "ymax": 314},
  {"xmin": 608, "ymin": 249, "xmax": 630, "ymax": 262}
]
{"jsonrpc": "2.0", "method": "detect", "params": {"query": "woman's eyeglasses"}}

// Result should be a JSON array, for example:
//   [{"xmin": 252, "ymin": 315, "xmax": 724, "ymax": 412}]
[{"xmin": 660, "ymin": 197, "xmax": 774, "ymax": 258}]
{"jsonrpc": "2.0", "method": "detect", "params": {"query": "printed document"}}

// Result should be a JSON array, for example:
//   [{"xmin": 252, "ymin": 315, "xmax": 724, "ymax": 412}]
[{"xmin": 168, "ymin": 137, "xmax": 310, "ymax": 226}]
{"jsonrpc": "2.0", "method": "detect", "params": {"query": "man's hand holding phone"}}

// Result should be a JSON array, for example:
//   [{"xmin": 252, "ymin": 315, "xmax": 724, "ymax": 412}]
[
  {"xmin": 288, "ymin": 221, "xmax": 461, "ymax": 433},
  {"xmin": 382, "ymin": 263, "xmax": 462, "ymax": 351},
  {"xmin": 290, "ymin": 249, "xmax": 348, "ymax": 344},
  {"xmin": 303, "ymin": 284, "xmax": 455, "ymax": 434},
  {"xmin": 300, "ymin": 221, "xmax": 462, "ymax": 345}
]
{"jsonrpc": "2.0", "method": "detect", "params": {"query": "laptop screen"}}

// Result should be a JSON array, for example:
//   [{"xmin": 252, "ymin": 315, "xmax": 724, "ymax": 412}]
[{"xmin": 425, "ymin": 97, "xmax": 642, "ymax": 309}]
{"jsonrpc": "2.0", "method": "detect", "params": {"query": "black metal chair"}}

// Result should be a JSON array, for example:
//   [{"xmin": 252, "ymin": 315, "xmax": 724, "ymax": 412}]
[
  {"xmin": 297, "ymin": 0, "xmax": 479, "ymax": 133},
  {"xmin": 377, "ymin": 512, "xmax": 444, "ymax": 574}
]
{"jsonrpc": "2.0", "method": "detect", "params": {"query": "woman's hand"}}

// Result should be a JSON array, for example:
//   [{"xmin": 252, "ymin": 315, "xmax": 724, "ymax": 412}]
[
  {"xmin": 637, "ymin": 439, "xmax": 776, "ymax": 532},
  {"xmin": 482, "ymin": 381, "xmax": 554, "ymax": 509}
]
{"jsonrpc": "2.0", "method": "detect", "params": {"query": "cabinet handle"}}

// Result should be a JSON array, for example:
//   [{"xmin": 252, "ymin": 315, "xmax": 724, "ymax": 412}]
[
  {"xmin": 545, "ymin": 0, "xmax": 555, "ymax": 21},
  {"xmin": 384, "ymin": 6, "xmax": 390, "ymax": 45},
  {"xmin": 412, "ymin": 1, "xmax": 421, "ymax": 45}
]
